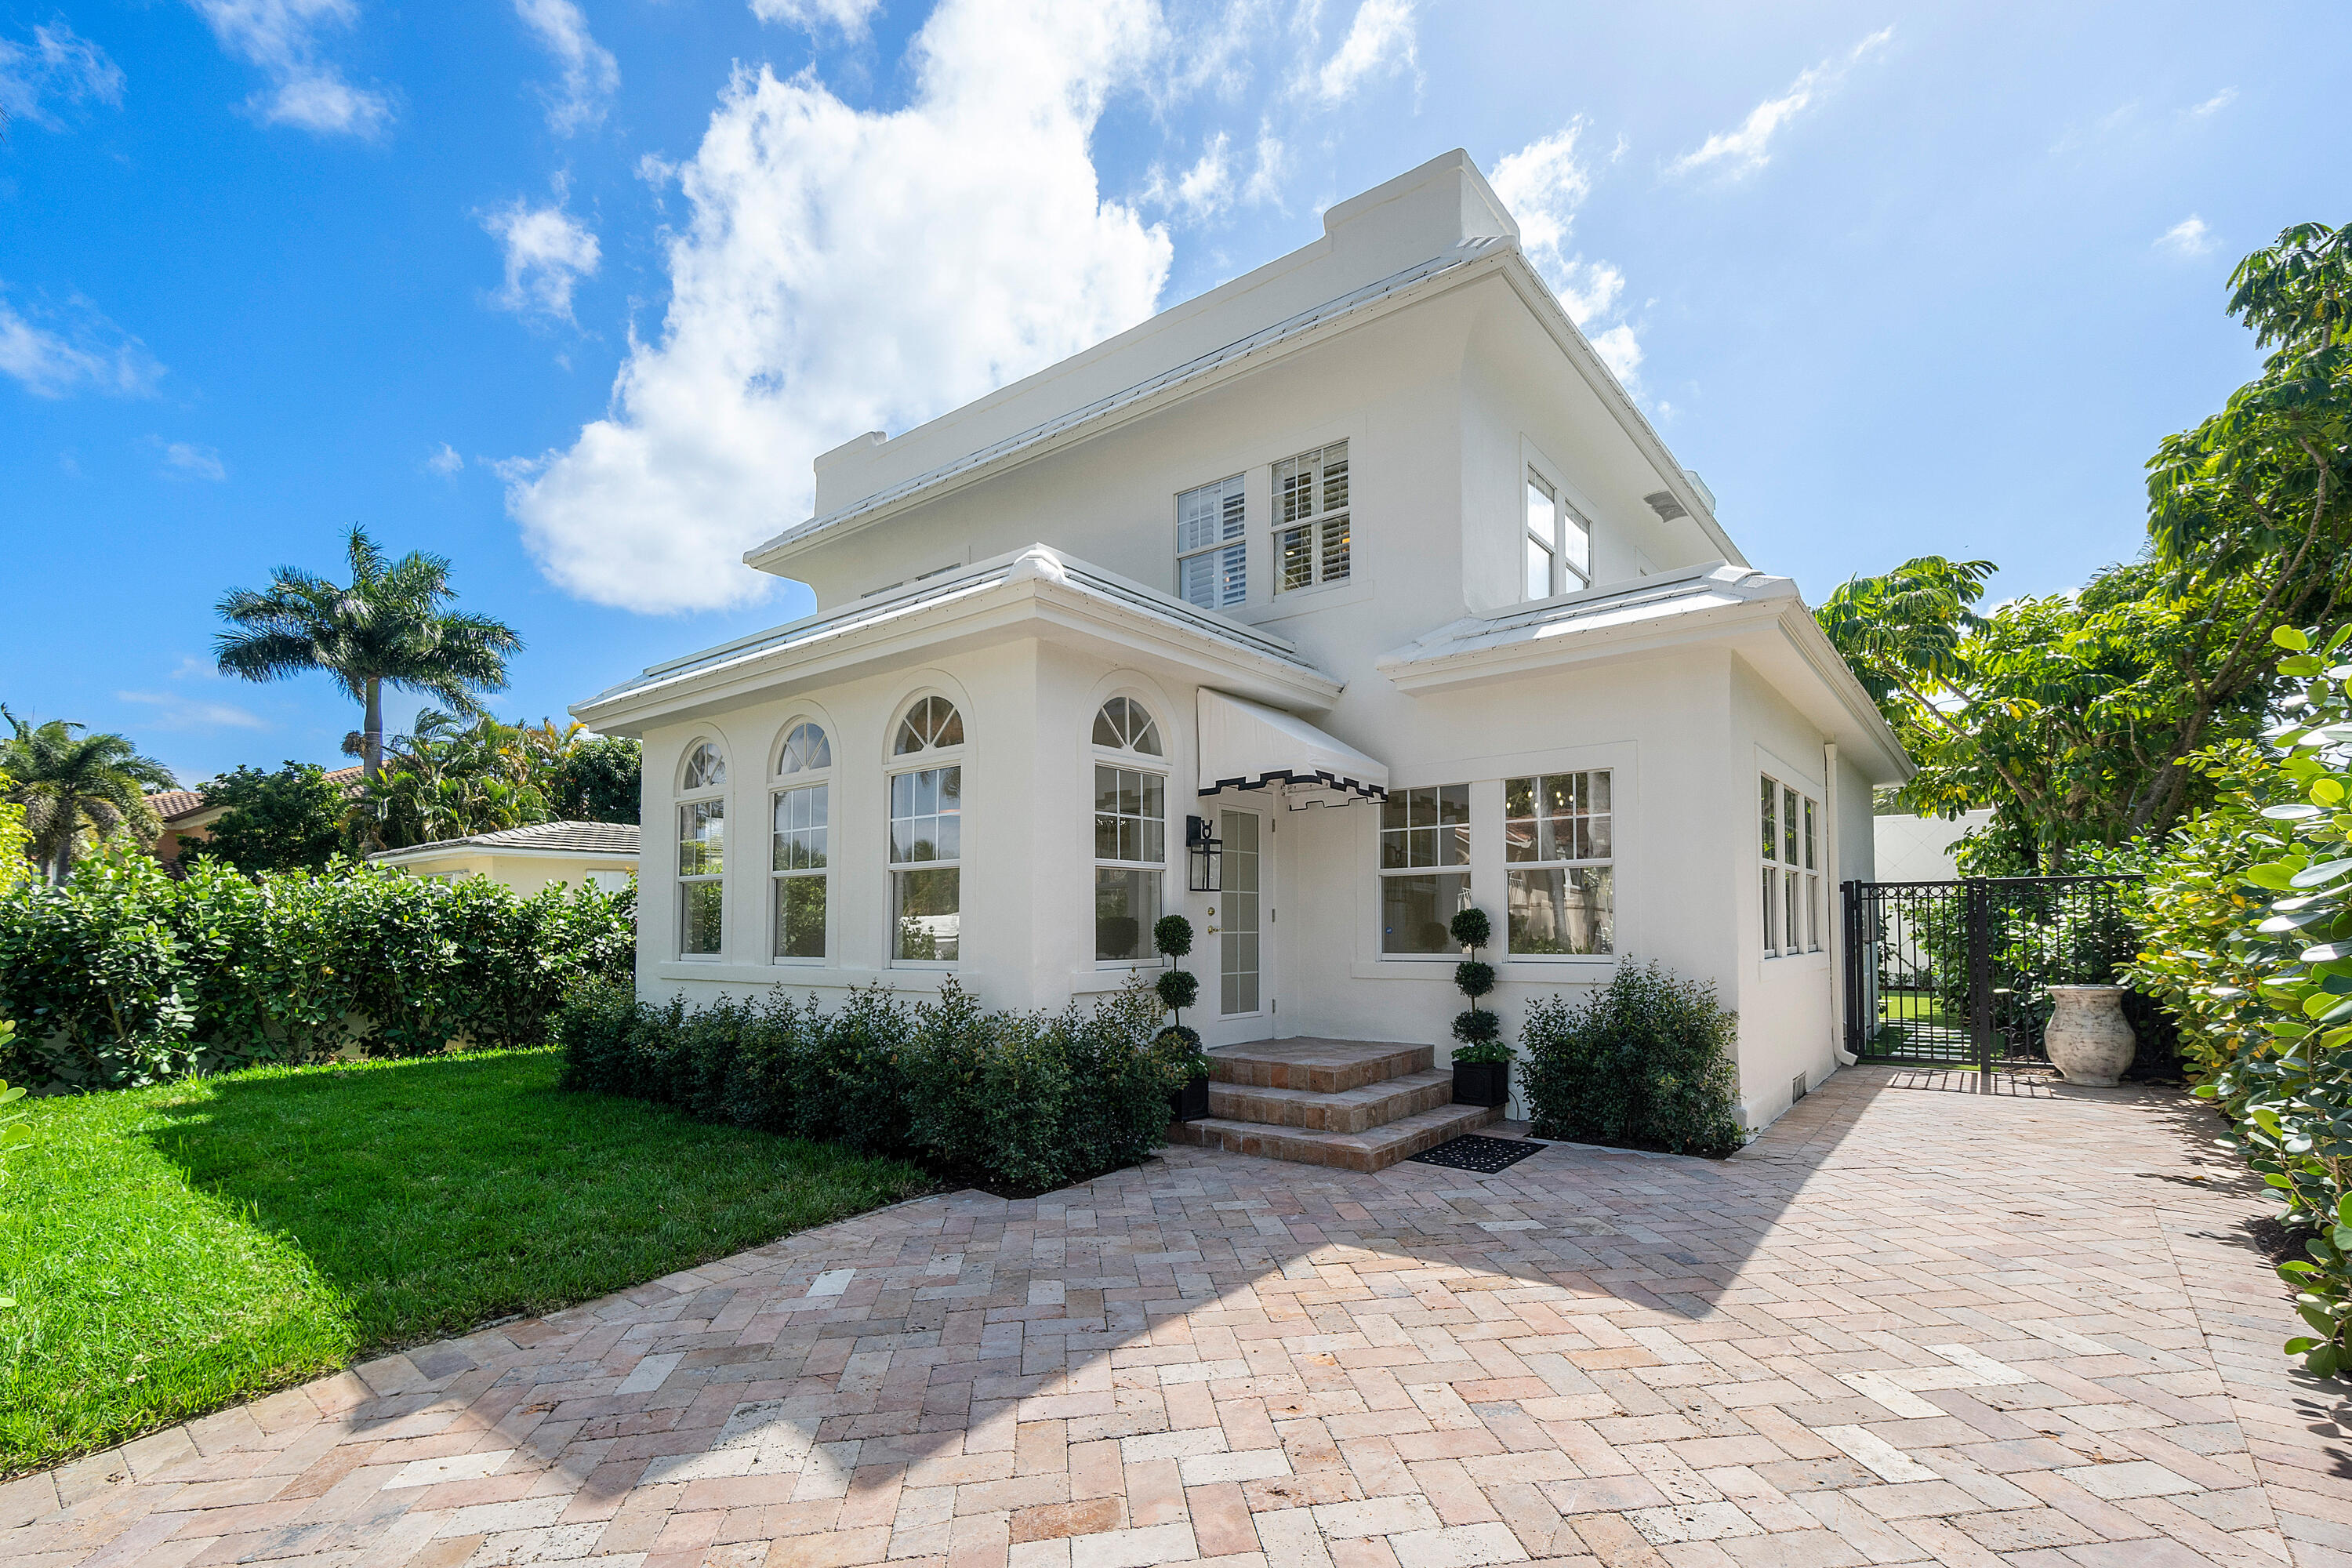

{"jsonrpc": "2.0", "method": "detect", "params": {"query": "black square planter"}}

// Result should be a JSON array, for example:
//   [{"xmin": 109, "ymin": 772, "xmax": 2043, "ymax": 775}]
[
  {"xmin": 1453, "ymin": 1061, "xmax": 1509, "ymax": 1108},
  {"xmin": 1170, "ymin": 1076, "xmax": 1210, "ymax": 1122}
]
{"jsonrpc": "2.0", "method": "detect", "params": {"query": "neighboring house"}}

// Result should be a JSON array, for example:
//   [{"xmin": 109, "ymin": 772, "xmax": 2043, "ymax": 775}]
[
  {"xmin": 367, "ymin": 820, "xmax": 639, "ymax": 895},
  {"xmin": 1874, "ymin": 809, "xmax": 1995, "ymax": 883},
  {"xmin": 572, "ymin": 151, "xmax": 1911, "ymax": 1131},
  {"xmin": 147, "ymin": 765, "xmax": 364, "ymax": 866}
]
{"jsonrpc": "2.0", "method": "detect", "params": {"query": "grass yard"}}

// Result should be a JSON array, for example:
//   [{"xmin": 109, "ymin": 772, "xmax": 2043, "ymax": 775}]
[{"xmin": 0, "ymin": 1047, "xmax": 929, "ymax": 1475}]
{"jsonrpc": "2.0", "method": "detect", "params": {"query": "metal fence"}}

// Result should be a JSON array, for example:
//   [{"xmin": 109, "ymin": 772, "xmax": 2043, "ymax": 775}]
[{"xmin": 1841, "ymin": 876, "xmax": 2141, "ymax": 1071}]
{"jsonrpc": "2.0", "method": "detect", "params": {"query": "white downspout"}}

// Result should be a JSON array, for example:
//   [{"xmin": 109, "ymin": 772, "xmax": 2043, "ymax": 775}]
[{"xmin": 1826, "ymin": 741, "xmax": 1856, "ymax": 1068}]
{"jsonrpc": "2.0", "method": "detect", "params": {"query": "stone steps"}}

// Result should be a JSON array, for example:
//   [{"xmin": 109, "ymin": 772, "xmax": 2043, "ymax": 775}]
[{"xmin": 1170, "ymin": 1037, "xmax": 1492, "ymax": 1173}]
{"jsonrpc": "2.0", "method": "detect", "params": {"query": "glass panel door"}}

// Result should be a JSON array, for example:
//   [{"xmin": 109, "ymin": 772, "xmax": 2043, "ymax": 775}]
[{"xmin": 1218, "ymin": 808, "xmax": 1261, "ymax": 1015}]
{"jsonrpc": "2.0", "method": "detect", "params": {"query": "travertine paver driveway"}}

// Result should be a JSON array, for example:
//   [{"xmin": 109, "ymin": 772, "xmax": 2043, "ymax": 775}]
[{"xmin": 9, "ymin": 1066, "xmax": 2350, "ymax": 1568}]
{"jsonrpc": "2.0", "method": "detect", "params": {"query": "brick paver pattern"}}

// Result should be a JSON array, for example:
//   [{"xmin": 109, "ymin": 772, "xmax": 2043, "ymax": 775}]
[{"xmin": 9, "ymin": 1065, "xmax": 2349, "ymax": 1568}]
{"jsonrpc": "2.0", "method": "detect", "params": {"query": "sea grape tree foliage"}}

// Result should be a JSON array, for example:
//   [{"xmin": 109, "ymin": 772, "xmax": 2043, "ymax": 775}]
[
  {"xmin": 0, "ymin": 843, "xmax": 633, "ymax": 1092},
  {"xmin": 2129, "ymin": 627, "xmax": 2352, "ymax": 1377}
]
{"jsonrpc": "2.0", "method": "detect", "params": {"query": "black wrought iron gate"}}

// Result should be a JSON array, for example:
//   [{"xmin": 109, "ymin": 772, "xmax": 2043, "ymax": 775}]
[{"xmin": 1840, "ymin": 876, "xmax": 2140, "ymax": 1071}]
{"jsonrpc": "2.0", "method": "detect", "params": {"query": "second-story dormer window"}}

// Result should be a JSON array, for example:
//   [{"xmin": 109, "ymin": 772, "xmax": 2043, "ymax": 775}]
[
  {"xmin": 1525, "ymin": 469, "xmax": 1592, "ymax": 601},
  {"xmin": 1275, "ymin": 440, "xmax": 1351, "ymax": 592},
  {"xmin": 1176, "ymin": 474, "xmax": 1247, "ymax": 609}
]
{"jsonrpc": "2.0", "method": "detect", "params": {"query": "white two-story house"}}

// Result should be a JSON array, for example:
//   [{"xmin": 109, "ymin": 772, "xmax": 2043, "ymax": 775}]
[{"xmin": 572, "ymin": 150, "xmax": 1909, "ymax": 1133}]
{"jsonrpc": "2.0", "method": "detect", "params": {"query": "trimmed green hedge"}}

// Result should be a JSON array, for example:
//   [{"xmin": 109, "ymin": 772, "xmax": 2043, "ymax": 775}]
[
  {"xmin": 0, "ymin": 844, "xmax": 633, "ymax": 1092},
  {"xmin": 555, "ymin": 979, "xmax": 1182, "ymax": 1194},
  {"xmin": 1520, "ymin": 960, "xmax": 1745, "ymax": 1158}
]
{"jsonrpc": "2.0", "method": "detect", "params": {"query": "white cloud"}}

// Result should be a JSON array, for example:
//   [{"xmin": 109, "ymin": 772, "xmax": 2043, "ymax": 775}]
[
  {"xmin": 2189, "ymin": 87, "xmax": 2236, "ymax": 118},
  {"xmin": 514, "ymin": 0, "xmax": 615, "ymax": 136},
  {"xmin": 0, "ymin": 20, "xmax": 125, "ymax": 129},
  {"xmin": 483, "ymin": 187, "xmax": 601, "ymax": 321},
  {"xmin": 0, "ymin": 290, "xmax": 162, "ymax": 398},
  {"xmin": 505, "ymin": 0, "xmax": 1171, "ymax": 614},
  {"xmin": 426, "ymin": 441, "xmax": 464, "ymax": 474},
  {"xmin": 186, "ymin": 0, "xmax": 393, "ymax": 136},
  {"xmin": 1670, "ymin": 26, "xmax": 1893, "ymax": 179},
  {"xmin": 117, "ymin": 690, "xmax": 269, "ymax": 730},
  {"xmin": 1145, "ymin": 132, "xmax": 1232, "ymax": 221},
  {"xmin": 1491, "ymin": 121, "xmax": 1641, "ymax": 386},
  {"xmin": 159, "ymin": 441, "xmax": 228, "ymax": 481},
  {"xmin": 750, "ymin": 0, "xmax": 880, "ymax": 35},
  {"xmin": 1242, "ymin": 124, "xmax": 1285, "ymax": 205},
  {"xmin": 2157, "ymin": 216, "xmax": 2213, "ymax": 257},
  {"xmin": 1313, "ymin": 0, "xmax": 1414, "ymax": 104}
]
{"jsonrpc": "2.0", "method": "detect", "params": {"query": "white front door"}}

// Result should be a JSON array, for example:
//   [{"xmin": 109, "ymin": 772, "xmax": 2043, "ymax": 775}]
[{"xmin": 1211, "ymin": 804, "xmax": 1275, "ymax": 1040}]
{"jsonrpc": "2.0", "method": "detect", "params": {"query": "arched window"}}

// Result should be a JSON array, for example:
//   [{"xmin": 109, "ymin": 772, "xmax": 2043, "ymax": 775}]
[
  {"xmin": 1091, "ymin": 696, "xmax": 1162, "ymax": 756},
  {"xmin": 677, "ymin": 741, "xmax": 727, "ymax": 958},
  {"xmin": 895, "ymin": 695, "xmax": 964, "ymax": 754},
  {"xmin": 888, "ymin": 698, "xmax": 964, "ymax": 962},
  {"xmin": 771, "ymin": 722, "xmax": 830, "ymax": 961},
  {"xmin": 1091, "ymin": 699, "xmax": 1165, "ymax": 962}
]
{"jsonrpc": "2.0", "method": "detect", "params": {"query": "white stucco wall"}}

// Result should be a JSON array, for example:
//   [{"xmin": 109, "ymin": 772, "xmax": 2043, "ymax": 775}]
[{"xmin": 1874, "ymin": 810, "xmax": 1994, "ymax": 883}]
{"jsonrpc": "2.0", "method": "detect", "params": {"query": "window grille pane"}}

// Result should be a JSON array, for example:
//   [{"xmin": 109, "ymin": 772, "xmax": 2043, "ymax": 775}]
[
  {"xmin": 1321, "ymin": 443, "xmax": 1349, "ymax": 513},
  {"xmin": 1760, "ymin": 777, "xmax": 1777, "ymax": 862},
  {"xmin": 1177, "ymin": 477, "xmax": 1247, "ymax": 607},
  {"xmin": 684, "ymin": 742, "xmax": 725, "ymax": 791},
  {"xmin": 1320, "ymin": 517, "xmax": 1350, "ymax": 582},
  {"xmin": 678, "ymin": 800, "xmax": 724, "ymax": 875},
  {"xmin": 1508, "ymin": 866, "xmax": 1613, "ymax": 954},
  {"xmin": 779, "ymin": 723, "xmax": 829, "ymax": 775},
  {"xmin": 1094, "ymin": 867, "xmax": 1160, "ymax": 960},
  {"xmin": 1762, "ymin": 867, "xmax": 1776, "ymax": 953},
  {"xmin": 1784, "ymin": 786, "xmax": 1800, "ymax": 864},
  {"xmin": 1525, "ymin": 533, "xmax": 1553, "ymax": 600},
  {"xmin": 1527, "ymin": 473, "xmax": 1556, "ymax": 550},
  {"xmin": 1381, "ymin": 872, "xmax": 1469, "ymax": 954},
  {"xmin": 1807, "ymin": 873, "xmax": 1821, "ymax": 952},
  {"xmin": 1785, "ymin": 859, "xmax": 1801, "ymax": 951},
  {"xmin": 771, "ymin": 785, "xmax": 827, "ymax": 870},
  {"xmin": 891, "ymin": 765, "xmax": 959, "ymax": 865},
  {"xmin": 681, "ymin": 880, "xmax": 724, "ymax": 956},
  {"xmin": 1279, "ymin": 526, "xmax": 1313, "ymax": 590},
  {"xmin": 1562, "ymin": 506, "xmax": 1591, "ymax": 583},
  {"xmin": 1276, "ymin": 456, "xmax": 1312, "ymax": 524},
  {"xmin": 1178, "ymin": 552, "xmax": 1217, "ymax": 609},
  {"xmin": 1803, "ymin": 797, "xmax": 1817, "ymax": 871},
  {"xmin": 775, "ymin": 874, "xmax": 826, "ymax": 959},
  {"xmin": 893, "ymin": 868, "xmax": 959, "ymax": 960}
]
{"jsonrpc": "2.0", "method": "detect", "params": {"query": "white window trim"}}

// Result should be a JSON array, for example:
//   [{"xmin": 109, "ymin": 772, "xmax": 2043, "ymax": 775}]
[
  {"xmin": 1272, "ymin": 439, "xmax": 1352, "ymax": 594},
  {"xmin": 887, "ymin": 699, "xmax": 966, "ymax": 970},
  {"xmin": 1175, "ymin": 474, "xmax": 1248, "ymax": 611},
  {"xmin": 1520, "ymin": 440, "xmax": 1596, "ymax": 604},
  {"xmin": 676, "ymin": 739, "xmax": 728, "ymax": 963},
  {"xmin": 1759, "ymin": 768, "xmax": 1825, "ymax": 960},
  {"xmin": 1377, "ymin": 782, "xmax": 1472, "ymax": 960},
  {"xmin": 771, "ymin": 720, "xmax": 832, "ymax": 966},
  {"xmin": 1502, "ymin": 768, "xmax": 1616, "ymax": 960}
]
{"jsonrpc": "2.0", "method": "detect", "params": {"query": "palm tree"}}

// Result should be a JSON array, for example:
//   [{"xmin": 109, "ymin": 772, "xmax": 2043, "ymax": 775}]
[
  {"xmin": 0, "ymin": 711, "xmax": 178, "ymax": 884},
  {"xmin": 213, "ymin": 526, "xmax": 523, "ymax": 786}
]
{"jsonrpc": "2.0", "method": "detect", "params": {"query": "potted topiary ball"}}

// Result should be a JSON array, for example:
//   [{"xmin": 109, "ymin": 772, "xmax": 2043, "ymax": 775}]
[
  {"xmin": 1448, "ymin": 906, "xmax": 1513, "ymax": 1107},
  {"xmin": 1153, "ymin": 915, "xmax": 1212, "ymax": 1120}
]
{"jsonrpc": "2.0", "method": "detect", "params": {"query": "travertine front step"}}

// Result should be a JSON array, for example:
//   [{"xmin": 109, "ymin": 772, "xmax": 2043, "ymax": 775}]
[
  {"xmin": 1171, "ymin": 1100, "xmax": 1501, "ymax": 1173},
  {"xmin": 1208, "ymin": 1037, "xmax": 1434, "ymax": 1094},
  {"xmin": 1207, "ymin": 1068, "xmax": 1456, "ymax": 1135}
]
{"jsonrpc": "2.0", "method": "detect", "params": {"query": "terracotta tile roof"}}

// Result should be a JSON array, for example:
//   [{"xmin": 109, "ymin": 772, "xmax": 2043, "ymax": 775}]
[{"xmin": 147, "ymin": 764, "xmax": 368, "ymax": 823}]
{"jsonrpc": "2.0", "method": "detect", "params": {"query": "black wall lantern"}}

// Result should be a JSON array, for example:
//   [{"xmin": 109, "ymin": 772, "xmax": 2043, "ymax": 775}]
[{"xmin": 1185, "ymin": 815, "xmax": 1222, "ymax": 892}]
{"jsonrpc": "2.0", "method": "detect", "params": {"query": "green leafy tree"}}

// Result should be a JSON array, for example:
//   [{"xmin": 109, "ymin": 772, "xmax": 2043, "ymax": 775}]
[
  {"xmin": 0, "ymin": 771, "xmax": 32, "ymax": 895},
  {"xmin": 357, "ymin": 710, "xmax": 554, "ymax": 848},
  {"xmin": 550, "ymin": 734, "xmax": 641, "ymax": 824},
  {"xmin": 213, "ymin": 526, "xmax": 522, "ymax": 793},
  {"xmin": 189, "ymin": 762, "xmax": 354, "ymax": 873},
  {"xmin": 0, "ymin": 712, "xmax": 176, "ymax": 884}
]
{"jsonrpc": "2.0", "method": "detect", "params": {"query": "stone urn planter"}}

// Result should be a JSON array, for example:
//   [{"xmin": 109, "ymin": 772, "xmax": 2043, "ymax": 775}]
[{"xmin": 2043, "ymin": 985, "xmax": 2135, "ymax": 1087}]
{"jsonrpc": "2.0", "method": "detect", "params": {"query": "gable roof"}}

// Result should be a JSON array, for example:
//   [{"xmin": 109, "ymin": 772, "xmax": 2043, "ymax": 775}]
[
  {"xmin": 369, "ymin": 819, "xmax": 640, "ymax": 863},
  {"xmin": 149, "ymin": 764, "xmax": 364, "ymax": 825}
]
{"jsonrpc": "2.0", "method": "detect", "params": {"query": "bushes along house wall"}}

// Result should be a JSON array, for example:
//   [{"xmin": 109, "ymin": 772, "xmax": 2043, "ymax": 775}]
[
  {"xmin": 0, "ymin": 843, "xmax": 633, "ymax": 1091},
  {"xmin": 1519, "ymin": 959, "xmax": 1746, "ymax": 1158},
  {"xmin": 554, "ymin": 979, "xmax": 1178, "ymax": 1195}
]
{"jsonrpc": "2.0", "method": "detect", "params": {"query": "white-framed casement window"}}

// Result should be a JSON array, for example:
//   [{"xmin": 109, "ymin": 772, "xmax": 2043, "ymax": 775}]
[
  {"xmin": 889, "ymin": 696, "xmax": 964, "ymax": 964},
  {"xmin": 1379, "ymin": 784, "xmax": 1469, "ymax": 955},
  {"xmin": 1761, "ymin": 775, "xmax": 1823, "ymax": 956},
  {"xmin": 1504, "ymin": 771, "xmax": 1613, "ymax": 956},
  {"xmin": 1091, "ymin": 697, "xmax": 1165, "ymax": 963},
  {"xmin": 677, "ymin": 740, "xmax": 727, "ymax": 958},
  {"xmin": 771, "ymin": 720, "xmax": 830, "ymax": 961},
  {"xmin": 1177, "ymin": 475, "xmax": 1247, "ymax": 610},
  {"xmin": 1524, "ymin": 467, "xmax": 1592, "ymax": 601},
  {"xmin": 1274, "ymin": 439, "xmax": 1351, "ymax": 592}
]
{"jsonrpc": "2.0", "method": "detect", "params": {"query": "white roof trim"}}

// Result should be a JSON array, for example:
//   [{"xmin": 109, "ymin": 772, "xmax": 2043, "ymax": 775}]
[{"xmin": 1197, "ymin": 688, "xmax": 1388, "ymax": 810}]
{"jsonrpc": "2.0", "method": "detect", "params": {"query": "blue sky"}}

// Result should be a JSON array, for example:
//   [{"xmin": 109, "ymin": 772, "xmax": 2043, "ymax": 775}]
[{"xmin": 2, "ymin": 0, "xmax": 2344, "ymax": 784}]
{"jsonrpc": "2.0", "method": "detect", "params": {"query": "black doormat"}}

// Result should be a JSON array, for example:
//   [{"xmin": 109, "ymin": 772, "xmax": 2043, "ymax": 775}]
[{"xmin": 1409, "ymin": 1134, "xmax": 1546, "ymax": 1173}]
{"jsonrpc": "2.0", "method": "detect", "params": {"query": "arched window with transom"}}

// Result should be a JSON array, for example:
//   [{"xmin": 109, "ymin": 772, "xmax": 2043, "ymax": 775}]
[
  {"xmin": 771, "ymin": 721, "xmax": 831, "ymax": 961},
  {"xmin": 887, "ymin": 696, "xmax": 964, "ymax": 963},
  {"xmin": 677, "ymin": 740, "xmax": 727, "ymax": 958},
  {"xmin": 1091, "ymin": 697, "xmax": 1165, "ymax": 962}
]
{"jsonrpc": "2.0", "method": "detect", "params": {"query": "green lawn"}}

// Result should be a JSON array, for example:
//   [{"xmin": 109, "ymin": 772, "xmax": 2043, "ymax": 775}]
[{"xmin": 0, "ymin": 1047, "xmax": 929, "ymax": 1475}]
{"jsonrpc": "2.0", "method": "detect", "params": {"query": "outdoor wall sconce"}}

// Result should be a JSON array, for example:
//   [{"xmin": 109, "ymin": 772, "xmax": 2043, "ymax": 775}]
[{"xmin": 1186, "ymin": 815, "xmax": 1222, "ymax": 893}]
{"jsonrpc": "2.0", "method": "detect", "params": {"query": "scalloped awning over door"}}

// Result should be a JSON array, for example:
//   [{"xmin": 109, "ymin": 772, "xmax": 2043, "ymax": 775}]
[{"xmin": 1196, "ymin": 689, "xmax": 1388, "ymax": 810}]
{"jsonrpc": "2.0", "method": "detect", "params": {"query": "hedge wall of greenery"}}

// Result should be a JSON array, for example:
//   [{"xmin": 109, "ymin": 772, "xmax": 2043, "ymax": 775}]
[
  {"xmin": 555, "ymin": 978, "xmax": 1183, "ymax": 1194},
  {"xmin": 0, "ymin": 844, "xmax": 633, "ymax": 1092},
  {"xmin": 1519, "ymin": 959, "xmax": 1746, "ymax": 1158}
]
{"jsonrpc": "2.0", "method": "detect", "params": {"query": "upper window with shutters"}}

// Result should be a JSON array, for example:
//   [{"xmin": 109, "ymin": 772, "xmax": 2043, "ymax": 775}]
[
  {"xmin": 1274, "ymin": 440, "xmax": 1351, "ymax": 593},
  {"xmin": 1175, "ymin": 474, "xmax": 1246, "ymax": 610}
]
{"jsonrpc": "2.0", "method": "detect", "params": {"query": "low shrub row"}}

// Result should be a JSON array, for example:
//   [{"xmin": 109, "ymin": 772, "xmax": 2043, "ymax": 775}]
[
  {"xmin": 0, "ymin": 844, "xmax": 633, "ymax": 1092},
  {"xmin": 1520, "ymin": 959, "xmax": 1746, "ymax": 1158},
  {"xmin": 554, "ymin": 978, "xmax": 1186, "ymax": 1194}
]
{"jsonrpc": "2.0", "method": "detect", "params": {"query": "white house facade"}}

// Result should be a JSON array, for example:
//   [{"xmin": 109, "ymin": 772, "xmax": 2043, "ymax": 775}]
[{"xmin": 572, "ymin": 151, "xmax": 1910, "ymax": 1132}]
